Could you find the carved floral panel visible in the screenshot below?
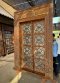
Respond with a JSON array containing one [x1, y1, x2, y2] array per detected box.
[[34, 47, 45, 59], [34, 21, 45, 33], [23, 46, 32, 57], [23, 56, 33, 69], [34, 58, 45, 71], [22, 23, 32, 34], [34, 35, 45, 46], [23, 35, 32, 45]]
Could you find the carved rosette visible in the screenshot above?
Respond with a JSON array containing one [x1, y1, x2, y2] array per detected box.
[[22, 23, 32, 34], [23, 35, 32, 45], [34, 21, 45, 33], [34, 35, 45, 46]]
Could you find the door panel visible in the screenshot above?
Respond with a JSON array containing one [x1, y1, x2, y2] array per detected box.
[[34, 47, 45, 59], [22, 23, 32, 34], [21, 23, 33, 70], [33, 20, 46, 74], [34, 58, 45, 73], [34, 35, 45, 46], [34, 20, 45, 33]]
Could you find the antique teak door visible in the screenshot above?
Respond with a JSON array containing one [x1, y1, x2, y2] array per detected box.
[[21, 20, 47, 73], [14, 3, 53, 80]]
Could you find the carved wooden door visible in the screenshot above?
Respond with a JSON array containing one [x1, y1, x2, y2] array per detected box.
[[20, 16, 52, 77], [14, 3, 53, 79], [21, 22, 33, 70], [33, 20, 45, 74]]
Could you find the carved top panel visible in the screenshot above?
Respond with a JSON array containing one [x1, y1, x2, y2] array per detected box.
[[14, 3, 52, 21]]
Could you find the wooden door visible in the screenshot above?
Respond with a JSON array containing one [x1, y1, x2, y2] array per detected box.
[[20, 16, 50, 75], [33, 20, 46, 74], [14, 3, 53, 79], [21, 22, 33, 70]]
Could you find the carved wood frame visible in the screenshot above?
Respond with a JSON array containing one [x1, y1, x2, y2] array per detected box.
[[14, 3, 53, 82]]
